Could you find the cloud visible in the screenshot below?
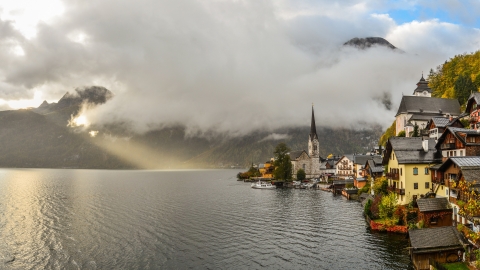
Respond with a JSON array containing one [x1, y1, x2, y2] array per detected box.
[[0, 0, 479, 137], [258, 133, 292, 142]]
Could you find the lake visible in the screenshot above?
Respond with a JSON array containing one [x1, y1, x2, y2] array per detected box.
[[0, 169, 413, 269]]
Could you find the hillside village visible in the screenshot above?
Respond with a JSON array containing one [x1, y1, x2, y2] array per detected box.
[[243, 75, 480, 270]]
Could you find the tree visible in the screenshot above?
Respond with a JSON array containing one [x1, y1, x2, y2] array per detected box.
[[379, 192, 398, 220], [397, 130, 406, 137], [373, 177, 388, 196], [412, 123, 419, 137], [273, 143, 292, 181], [297, 168, 306, 181], [455, 74, 476, 105]]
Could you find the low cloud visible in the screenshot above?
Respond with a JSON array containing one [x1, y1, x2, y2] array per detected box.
[[258, 133, 292, 142], [1, 0, 479, 137]]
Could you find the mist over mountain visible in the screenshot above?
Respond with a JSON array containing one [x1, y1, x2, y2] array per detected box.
[[0, 86, 381, 169]]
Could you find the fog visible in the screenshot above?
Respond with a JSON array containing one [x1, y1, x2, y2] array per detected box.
[[1, 0, 479, 137]]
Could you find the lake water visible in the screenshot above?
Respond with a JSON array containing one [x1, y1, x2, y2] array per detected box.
[[0, 169, 413, 269]]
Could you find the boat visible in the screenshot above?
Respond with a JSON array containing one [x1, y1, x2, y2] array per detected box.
[[251, 181, 276, 189]]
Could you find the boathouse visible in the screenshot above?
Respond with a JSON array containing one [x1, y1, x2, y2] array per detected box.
[[409, 226, 469, 270]]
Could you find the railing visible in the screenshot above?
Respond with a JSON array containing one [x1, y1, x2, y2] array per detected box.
[[387, 186, 405, 195], [386, 172, 399, 180], [440, 143, 455, 150]]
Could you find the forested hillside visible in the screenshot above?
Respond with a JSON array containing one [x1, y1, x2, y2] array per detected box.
[[429, 50, 480, 105]]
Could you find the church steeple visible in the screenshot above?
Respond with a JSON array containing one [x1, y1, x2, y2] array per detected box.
[[308, 105, 319, 158], [310, 105, 318, 141]]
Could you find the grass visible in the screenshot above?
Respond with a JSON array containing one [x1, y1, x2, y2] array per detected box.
[[441, 262, 470, 270]]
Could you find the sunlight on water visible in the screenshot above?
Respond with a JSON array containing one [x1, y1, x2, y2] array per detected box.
[[0, 169, 413, 269]]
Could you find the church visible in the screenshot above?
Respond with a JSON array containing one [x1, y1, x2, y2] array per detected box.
[[289, 107, 322, 179]]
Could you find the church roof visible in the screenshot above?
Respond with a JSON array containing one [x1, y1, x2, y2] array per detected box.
[[395, 96, 460, 117], [310, 106, 318, 141], [413, 75, 432, 95]]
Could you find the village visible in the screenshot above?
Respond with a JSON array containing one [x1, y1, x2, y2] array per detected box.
[[238, 75, 480, 270]]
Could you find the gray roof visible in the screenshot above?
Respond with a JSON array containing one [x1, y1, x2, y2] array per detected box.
[[289, 150, 307, 160], [417, 197, 451, 212], [409, 226, 469, 253], [436, 127, 480, 149], [383, 137, 442, 165], [395, 96, 460, 117], [430, 117, 451, 127], [466, 92, 480, 113], [367, 159, 384, 173], [461, 169, 480, 183], [354, 155, 381, 165], [413, 75, 432, 95], [450, 156, 480, 168]]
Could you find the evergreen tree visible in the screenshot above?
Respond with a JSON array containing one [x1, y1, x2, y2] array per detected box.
[[273, 143, 292, 181], [455, 74, 476, 105], [412, 124, 419, 137], [297, 168, 306, 181]]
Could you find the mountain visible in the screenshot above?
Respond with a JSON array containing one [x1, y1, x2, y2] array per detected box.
[[344, 37, 399, 50], [0, 87, 382, 169]]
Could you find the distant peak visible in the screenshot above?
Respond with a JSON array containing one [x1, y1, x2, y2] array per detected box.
[[38, 100, 49, 108], [343, 37, 399, 50]]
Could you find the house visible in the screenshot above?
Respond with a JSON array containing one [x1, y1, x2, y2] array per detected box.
[[290, 106, 322, 179], [436, 156, 480, 229], [364, 158, 384, 180], [258, 160, 274, 178], [416, 197, 452, 228], [335, 155, 354, 178], [409, 226, 469, 270], [383, 137, 442, 205], [436, 127, 480, 162], [319, 156, 339, 181], [425, 116, 463, 141], [353, 155, 381, 179], [465, 92, 480, 129], [395, 75, 460, 136]]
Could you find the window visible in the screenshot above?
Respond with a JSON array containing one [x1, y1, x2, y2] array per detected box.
[[424, 168, 429, 175], [425, 182, 429, 189], [414, 183, 418, 189], [400, 168, 402, 176], [413, 167, 418, 175]]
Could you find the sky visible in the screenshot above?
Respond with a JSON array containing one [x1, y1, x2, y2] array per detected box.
[[0, 0, 479, 137]]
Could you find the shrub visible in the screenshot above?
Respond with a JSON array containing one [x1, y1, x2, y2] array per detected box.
[[364, 199, 372, 218]]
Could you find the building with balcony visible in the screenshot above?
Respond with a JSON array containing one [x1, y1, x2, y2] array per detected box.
[[335, 155, 354, 178], [382, 137, 442, 205], [435, 127, 480, 162]]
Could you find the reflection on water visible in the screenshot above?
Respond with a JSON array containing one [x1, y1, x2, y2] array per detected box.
[[0, 169, 413, 269]]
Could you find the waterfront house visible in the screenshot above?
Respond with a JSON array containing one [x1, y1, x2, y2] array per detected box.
[[259, 159, 274, 178], [331, 179, 354, 195], [319, 156, 339, 181], [416, 197, 452, 228], [335, 155, 354, 179], [383, 137, 442, 205], [409, 226, 469, 270]]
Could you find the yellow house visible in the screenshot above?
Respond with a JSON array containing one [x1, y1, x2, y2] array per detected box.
[[259, 159, 274, 178], [383, 137, 442, 205]]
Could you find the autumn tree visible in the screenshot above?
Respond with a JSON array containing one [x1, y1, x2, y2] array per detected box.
[[273, 143, 292, 181], [454, 74, 476, 105], [379, 192, 398, 220]]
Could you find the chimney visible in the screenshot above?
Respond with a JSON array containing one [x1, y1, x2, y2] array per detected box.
[[422, 138, 429, 152]]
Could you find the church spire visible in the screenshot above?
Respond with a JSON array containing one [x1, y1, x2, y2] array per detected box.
[[310, 105, 318, 141]]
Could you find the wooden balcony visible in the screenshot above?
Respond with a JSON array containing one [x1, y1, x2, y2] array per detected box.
[[388, 185, 405, 195], [431, 176, 444, 185], [440, 143, 455, 150], [386, 172, 399, 180]]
